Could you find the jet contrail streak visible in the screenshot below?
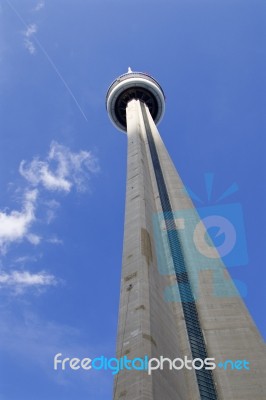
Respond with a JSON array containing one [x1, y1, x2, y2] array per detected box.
[[5, 0, 88, 122]]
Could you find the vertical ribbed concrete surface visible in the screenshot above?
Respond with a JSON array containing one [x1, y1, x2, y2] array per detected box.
[[113, 99, 266, 400]]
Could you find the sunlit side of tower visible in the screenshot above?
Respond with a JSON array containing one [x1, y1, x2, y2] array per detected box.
[[106, 69, 266, 400]]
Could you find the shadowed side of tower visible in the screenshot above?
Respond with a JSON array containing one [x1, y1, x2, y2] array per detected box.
[[106, 70, 266, 400]]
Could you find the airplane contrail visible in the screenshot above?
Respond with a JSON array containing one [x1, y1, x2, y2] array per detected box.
[[5, 0, 88, 122]]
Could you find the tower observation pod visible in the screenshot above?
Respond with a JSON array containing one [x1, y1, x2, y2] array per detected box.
[[106, 68, 165, 132], [106, 70, 266, 400]]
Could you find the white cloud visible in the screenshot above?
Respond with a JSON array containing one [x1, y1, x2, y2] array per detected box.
[[46, 209, 56, 224], [34, 1, 45, 12], [0, 270, 57, 288], [27, 233, 41, 245], [24, 38, 36, 54], [0, 190, 37, 253], [0, 270, 57, 295], [20, 141, 99, 192], [24, 23, 37, 38], [47, 236, 63, 245], [23, 23, 37, 54], [43, 199, 60, 224], [14, 255, 38, 264], [0, 142, 98, 255]]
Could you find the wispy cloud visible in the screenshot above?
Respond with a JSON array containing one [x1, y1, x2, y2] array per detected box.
[[23, 38, 36, 54], [47, 236, 63, 245], [14, 255, 38, 264], [27, 233, 41, 245], [0, 270, 57, 290], [23, 23, 37, 54], [0, 190, 37, 253], [43, 199, 60, 224], [20, 141, 99, 193], [34, 1, 45, 12], [24, 23, 37, 37], [0, 141, 98, 257]]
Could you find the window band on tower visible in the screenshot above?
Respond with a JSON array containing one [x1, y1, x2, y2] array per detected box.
[[140, 101, 218, 400]]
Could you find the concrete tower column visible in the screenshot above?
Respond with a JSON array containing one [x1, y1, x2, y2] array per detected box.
[[106, 70, 266, 400]]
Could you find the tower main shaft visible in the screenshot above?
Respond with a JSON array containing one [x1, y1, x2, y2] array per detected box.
[[106, 70, 266, 400]]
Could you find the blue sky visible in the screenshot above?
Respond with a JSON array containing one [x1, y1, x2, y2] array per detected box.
[[0, 0, 265, 399]]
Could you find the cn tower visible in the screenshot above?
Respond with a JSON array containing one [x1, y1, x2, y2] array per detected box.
[[106, 69, 266, 400]]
